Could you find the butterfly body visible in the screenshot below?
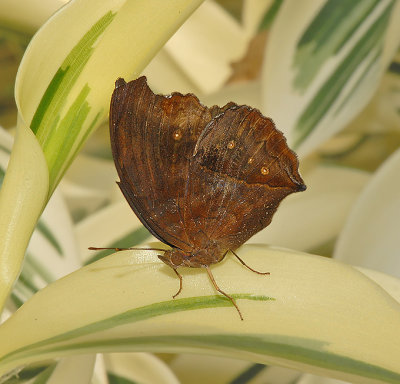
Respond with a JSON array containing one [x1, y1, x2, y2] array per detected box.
[[159, 241, 225, 269]]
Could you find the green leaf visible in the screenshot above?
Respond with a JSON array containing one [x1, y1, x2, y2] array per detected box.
[[293, 0, 382, 91], [294, 1, 393, 147]]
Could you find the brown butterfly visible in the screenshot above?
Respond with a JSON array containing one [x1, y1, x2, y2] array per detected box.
[[91, 76, 306, 320]]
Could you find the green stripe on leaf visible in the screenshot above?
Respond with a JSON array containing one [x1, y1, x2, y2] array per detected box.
[[0, 295, 274, 365], [45, 84, 91, 188], [293, 2, 393, 148], [293, 0, 382, 91], [258, 0, 283, 31], [28, 11, 116, 192], [31, 11, 115, 138], [333, 48, 381, 115], [11, 333, 400, 384], [126, 334, 400, 383]]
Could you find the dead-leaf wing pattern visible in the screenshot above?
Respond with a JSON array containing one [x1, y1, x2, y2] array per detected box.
[[184, 106, 306, 251], [110, 77, 213, 250]]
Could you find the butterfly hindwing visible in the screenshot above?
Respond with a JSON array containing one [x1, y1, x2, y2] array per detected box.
[[184, 105, 305, 251]]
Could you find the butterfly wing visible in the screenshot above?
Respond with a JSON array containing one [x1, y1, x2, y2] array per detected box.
[[184, 105, 306, 251], [110, 77, 214, 251]]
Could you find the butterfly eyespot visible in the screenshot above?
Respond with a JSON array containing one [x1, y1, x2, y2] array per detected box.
[[248, 157, 254, 164], [261, 166, 269, 175], [173, 130, 182, 141], [227, 140, 235, 149]]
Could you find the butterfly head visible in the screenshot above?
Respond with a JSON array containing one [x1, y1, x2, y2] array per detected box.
[[158, 248, 191, 269]]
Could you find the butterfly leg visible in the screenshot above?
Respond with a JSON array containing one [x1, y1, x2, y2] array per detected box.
[[230, 250, 270, 275], [205, 266, 243, 321], [172, 268, 183, 299]]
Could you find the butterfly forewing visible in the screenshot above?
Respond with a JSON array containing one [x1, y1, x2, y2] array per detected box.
[[110, 77, 213, 251]]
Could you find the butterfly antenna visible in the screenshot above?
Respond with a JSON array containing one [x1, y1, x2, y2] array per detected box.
[[88, 246, 167, 252], [205, 266, 243, 321], [230, 249, 270, 275]]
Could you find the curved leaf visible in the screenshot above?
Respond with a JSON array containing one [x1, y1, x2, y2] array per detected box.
[[0, 117, 49, 312], [262, 0, 400, 156], [334, 148, 400, 277], [0, 0, 204, 312], [0, 245, 399, 383], [0, 128, 80, 310]]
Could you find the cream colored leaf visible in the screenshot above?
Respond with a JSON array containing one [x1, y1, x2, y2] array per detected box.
[[262, 0, 400, 156], [0, 0, 204, 312], [104, 352, 179, 384], [162, 0, 249, 94], [0, 117, 48, 311], [0, 245, 399, 383], [334, 148, 400, 277]]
